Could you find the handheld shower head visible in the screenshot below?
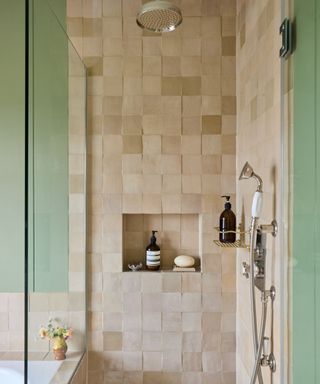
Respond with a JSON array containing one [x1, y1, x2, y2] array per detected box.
[[239, 162, 263, 218], [239, 162, 263, 192]]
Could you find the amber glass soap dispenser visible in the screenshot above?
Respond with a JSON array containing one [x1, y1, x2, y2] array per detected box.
[[146, 230, 161, 270], [219, 196, 236, 243]]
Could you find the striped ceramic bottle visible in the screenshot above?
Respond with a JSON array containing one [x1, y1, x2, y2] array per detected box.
[[146, 230, 160, 271]]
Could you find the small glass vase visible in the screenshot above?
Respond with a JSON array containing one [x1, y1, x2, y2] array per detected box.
[[52, 336, 68, 360]]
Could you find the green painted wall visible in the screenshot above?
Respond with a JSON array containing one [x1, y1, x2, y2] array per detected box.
[[0, 0, 25, 292], [293, 0, 320, 381]]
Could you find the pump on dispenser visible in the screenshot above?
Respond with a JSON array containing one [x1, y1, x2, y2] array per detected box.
[[219, 196, 236, 243], [146, 230, 161, 270]]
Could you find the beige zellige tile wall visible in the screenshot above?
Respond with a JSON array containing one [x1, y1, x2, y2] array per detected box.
[[67, 0, 237, 382], [236, 0, 282, 383]]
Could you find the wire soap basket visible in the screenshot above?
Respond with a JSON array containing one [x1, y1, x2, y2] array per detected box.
[[213, 223, 250, 249]]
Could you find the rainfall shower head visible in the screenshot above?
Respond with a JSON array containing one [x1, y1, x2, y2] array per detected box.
[[136, 0, 183, 33], [239, 162, 263, 192]]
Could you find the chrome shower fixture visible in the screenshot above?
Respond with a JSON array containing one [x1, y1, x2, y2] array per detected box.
[[136, 0, 183, 33], [239, 161, 263, 192], [239, 161, 277, 383]]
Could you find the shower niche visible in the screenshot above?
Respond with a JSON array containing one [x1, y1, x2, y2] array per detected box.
[[122, 213, 201, 272]]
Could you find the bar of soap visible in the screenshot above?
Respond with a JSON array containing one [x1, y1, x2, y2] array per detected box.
[[174, 255, 195, 268]]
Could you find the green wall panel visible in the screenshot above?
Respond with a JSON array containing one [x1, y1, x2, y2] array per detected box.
[[0, 0, 69, 292], [293, 0, 320, 381], [0, 0, 25, 292], [32, 0, 69, 292]]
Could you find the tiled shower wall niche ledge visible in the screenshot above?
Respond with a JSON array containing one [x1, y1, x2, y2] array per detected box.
[[123, 214, 201, 272]]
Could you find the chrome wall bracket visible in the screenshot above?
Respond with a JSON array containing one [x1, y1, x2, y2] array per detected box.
[[259, 220, 278, 237], [268, 352, 277, 372], [261, 336, 276, 372]]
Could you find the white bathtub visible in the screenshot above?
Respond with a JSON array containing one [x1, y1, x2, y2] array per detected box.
[[0, 361, 62, 384]]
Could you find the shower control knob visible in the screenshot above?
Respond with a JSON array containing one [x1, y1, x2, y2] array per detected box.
[[241, 262, 250, 278]]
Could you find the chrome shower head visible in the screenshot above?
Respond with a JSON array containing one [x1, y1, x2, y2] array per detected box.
[[239, 162, 263, 192], [136, 0, 183, 33]]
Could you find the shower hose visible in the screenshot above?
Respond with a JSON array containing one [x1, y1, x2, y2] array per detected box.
[[249, 217, 264, 384]]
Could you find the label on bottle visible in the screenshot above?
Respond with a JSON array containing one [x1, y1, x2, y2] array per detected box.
[[146, 250, 160, 267]]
